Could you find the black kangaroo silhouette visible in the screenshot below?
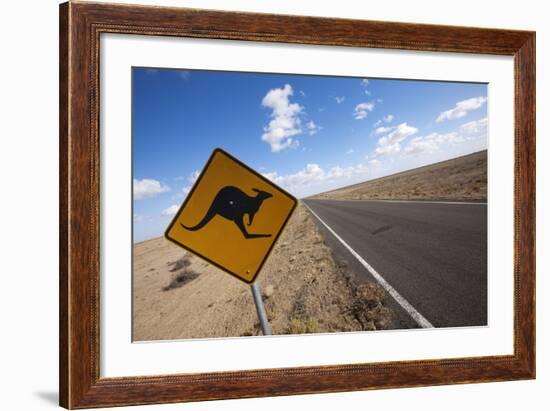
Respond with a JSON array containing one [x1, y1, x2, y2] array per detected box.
[[181, 186, 273, 239]]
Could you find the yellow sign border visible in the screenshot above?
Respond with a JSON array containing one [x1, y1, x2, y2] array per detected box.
[[164, 148, 297, 284]]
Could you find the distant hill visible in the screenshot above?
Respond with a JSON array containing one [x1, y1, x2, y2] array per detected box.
[[309, 150, 487, 202]]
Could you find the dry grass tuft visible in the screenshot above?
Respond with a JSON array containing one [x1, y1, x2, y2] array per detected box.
[[163, 268, 199, 291], [348, 283, 393, 330], [168, 256, 192, 272], [286, 317, 320, 334]]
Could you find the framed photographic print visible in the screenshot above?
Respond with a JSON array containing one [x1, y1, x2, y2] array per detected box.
[[59, 1, 535, 409]]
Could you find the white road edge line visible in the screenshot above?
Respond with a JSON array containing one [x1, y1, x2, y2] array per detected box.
[[303, 202, 434, 329]]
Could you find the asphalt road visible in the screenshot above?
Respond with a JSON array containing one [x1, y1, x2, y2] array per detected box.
[[303, 199, 487, 328]]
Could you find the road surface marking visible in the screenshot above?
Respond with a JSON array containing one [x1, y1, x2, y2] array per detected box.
[[311, 199, 486, 206], [303, 202, 434, 329]]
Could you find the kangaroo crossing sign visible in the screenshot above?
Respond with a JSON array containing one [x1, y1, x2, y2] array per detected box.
[[165, 148, 297, 283]]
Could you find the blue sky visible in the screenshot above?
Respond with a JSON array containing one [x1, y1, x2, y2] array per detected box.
[[133, 67, 488, 242]]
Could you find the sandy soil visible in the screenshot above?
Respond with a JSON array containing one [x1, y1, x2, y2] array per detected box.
[[133, 204, 392, 341], [311, 150, 487, 201]]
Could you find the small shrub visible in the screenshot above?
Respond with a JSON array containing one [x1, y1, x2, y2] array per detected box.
[[168, 256, 192, 272], [349, 283, 391, 330], [162, 269, 199, 291]]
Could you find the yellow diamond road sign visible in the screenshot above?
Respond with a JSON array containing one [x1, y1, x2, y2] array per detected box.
[[165, 148, 297, 284]]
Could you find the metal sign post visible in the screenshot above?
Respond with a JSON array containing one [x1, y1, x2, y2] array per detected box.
[[250, 283, 271, 335]]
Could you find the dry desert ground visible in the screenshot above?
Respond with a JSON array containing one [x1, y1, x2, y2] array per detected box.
[[133, 204, 392, 341]]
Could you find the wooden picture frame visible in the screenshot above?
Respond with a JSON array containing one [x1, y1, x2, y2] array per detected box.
[[59, 1, 535, 408]]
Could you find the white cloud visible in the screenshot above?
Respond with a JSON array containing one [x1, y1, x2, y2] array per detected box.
[[346, 149, 354, 155], [179, 70, 190, 80], [261, 84, 303, 152], [361, 79, 371, 95], [306, 120, 321, 135], [375, 125, 394, 134], [373, 114, 393, 128], [176, 169, 201, 184], [374, 122, 418, 155], [161, 205, 179, 216], [436, 96, 487, 122], [327, 165, 356, 180], [280, 163, 324, 186], [172, 172, 197, 200], [133, 213, 143, 222], [403, 132, 465, 156], [262, 161, 380, 197], [460, 117, 488, 134], [368, 159, 381, 167], [299, 90, 306, 97], [133, 178, 170, 200], [335, 96, 345, 104], [354, 102, 375, 120], [261, 171, 280, 183], [262, 164, 322, 188]]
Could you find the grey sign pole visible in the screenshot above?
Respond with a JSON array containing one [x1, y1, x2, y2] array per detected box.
[[250, 283, 271, 335]]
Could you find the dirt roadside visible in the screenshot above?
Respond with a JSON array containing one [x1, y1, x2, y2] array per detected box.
[[133, 204, 393, 341]]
